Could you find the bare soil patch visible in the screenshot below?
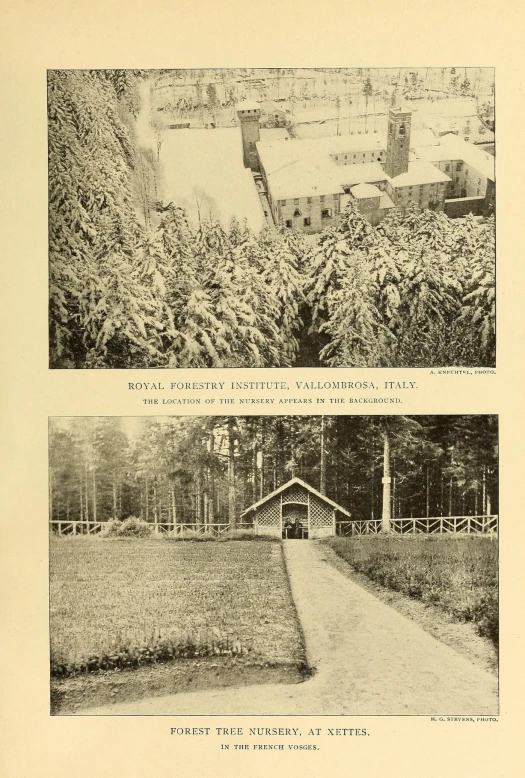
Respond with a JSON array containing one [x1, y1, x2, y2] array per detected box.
[[51, 657, 305, 715]]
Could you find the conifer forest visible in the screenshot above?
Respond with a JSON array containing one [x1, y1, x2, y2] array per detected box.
[[48, 70, 495, 369], [49, 415, 498, 527]]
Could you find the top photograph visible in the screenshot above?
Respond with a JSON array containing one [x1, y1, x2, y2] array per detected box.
[[48, 68, 495, 369]]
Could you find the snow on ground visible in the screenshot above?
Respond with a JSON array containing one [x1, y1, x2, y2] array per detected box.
[[294, 97, 492, 143], [159, 128, 265, 232]]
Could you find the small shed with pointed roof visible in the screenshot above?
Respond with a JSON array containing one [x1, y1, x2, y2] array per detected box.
[[241, 477, 351, 539]]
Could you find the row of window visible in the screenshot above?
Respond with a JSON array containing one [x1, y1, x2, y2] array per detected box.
[[333, 151, 384, 162], [284, 209, 333, 228], [280, 194, 339, 207], [394, 183, 444, 200], [444, 162, 463, 173]]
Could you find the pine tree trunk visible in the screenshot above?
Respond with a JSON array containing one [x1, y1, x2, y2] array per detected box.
[[392, 463, 396, 520], [84, 463, 89, 526], [92, 468, 97, 524], [204, 491, 209, 527], [334, 425, 339, 503], [171, 482, 177, 528], [260, 418, 265, 500], [320, 416, 327, 495], [370, 457, 374, 520], [196, 471, 202, 527], [426, 462, 430, 517], [209, 430, 215, 525], [381, 428, 392, 533], [153, 478, 158, 534], [113, 477, 118, 517], [290, 418, 296, 479], [252, 437, 258, 504], [277, 418, 284, 486], [228, 418, 236, 530]]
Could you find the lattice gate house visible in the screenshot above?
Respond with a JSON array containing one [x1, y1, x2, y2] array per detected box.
[[241, 477, 351, 539]]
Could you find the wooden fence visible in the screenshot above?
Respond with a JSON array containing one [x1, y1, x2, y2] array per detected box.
[[50, 515, 499, 538], [50, 520, 104, 535], [336, 515, 498, 537], [49, 520, 254, 537]]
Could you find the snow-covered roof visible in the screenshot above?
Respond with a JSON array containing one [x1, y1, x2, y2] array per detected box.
[[351, 183, 382, 199], [257, 126, 461, 200], [379, 191, 396, 209], [236, 100, 260, 112], [257, 136, 386, 200], [260, 128, 290, 143], [266, 156, 343, 200], [259, 100, 289, 114], [257, 133, 385, 167], [256, 140, 302, 177], [413, 144, 457, 164], [414, 133, 495, 182], [318, 133, 385, 155], [241, 476, 351, 518], [338, 162, 388, 187], [410, 128, 439, 147], [389, 160, 451, 188]]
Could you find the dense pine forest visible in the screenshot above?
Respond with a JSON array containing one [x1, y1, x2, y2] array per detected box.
[[49, 70, 495, 369], [49, 415, 498, 526]]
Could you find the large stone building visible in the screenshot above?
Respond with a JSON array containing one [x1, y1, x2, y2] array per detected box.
[[236, 97, 495, 231]]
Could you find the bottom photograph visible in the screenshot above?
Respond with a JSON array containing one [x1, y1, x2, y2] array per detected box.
[[49, 415, 499, 716]]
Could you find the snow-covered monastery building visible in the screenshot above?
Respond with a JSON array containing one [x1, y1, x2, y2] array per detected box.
[[236, 96, 495, 232]]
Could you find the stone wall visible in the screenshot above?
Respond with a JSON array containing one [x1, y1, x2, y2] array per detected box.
[[276, 193, 342, 233], [387, 181, 447, 212], [444, 196, 486, 218]]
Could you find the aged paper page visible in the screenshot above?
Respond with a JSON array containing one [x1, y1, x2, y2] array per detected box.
[[1, 1, 524, 776]]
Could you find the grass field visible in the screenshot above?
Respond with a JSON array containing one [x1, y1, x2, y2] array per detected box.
[[324, 536, 498, 646], [50, 537, 305, 678]]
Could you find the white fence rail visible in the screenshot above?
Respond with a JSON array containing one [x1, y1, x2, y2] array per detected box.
[[336, 515, 498, 537], [50, 516, 499, 538], [49, 520, 255, 537], [49, 520, 104, 535]]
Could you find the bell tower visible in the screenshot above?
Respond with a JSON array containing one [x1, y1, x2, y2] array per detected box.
[[385, 94, 411, 179], [236, 101, 261, 172]]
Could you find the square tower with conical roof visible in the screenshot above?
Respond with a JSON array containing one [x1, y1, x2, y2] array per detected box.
[[385, 106, 411, 179], [236, 101, 261, 171]]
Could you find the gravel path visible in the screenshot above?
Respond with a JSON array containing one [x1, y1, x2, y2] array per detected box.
[[84, 540, 498, 716]]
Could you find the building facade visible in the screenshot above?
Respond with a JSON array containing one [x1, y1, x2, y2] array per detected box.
[[237, 99, 495, 232], [241, 477, 351, 539]]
